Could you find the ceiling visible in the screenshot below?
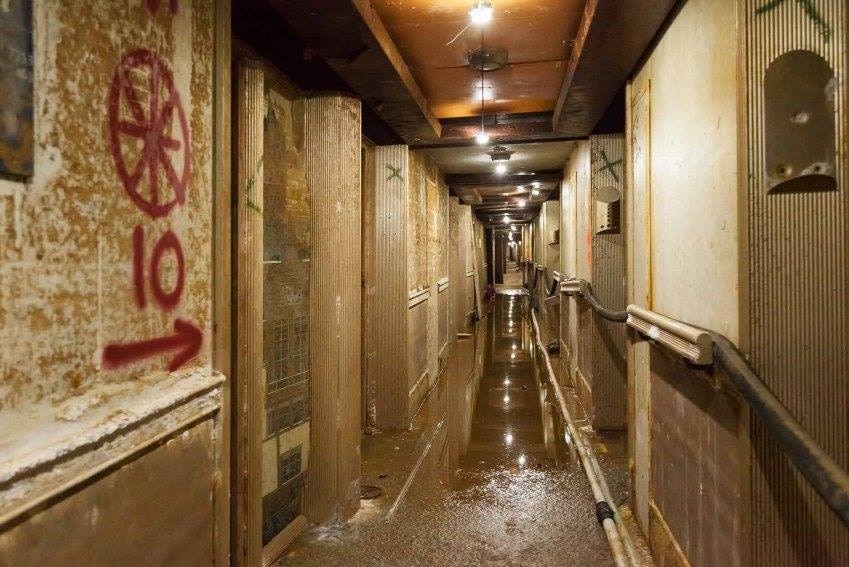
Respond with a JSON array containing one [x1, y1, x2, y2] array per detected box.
[[423, 140, 574, 174], [257, 0, 677, 227], [370, 0, 585, 119]]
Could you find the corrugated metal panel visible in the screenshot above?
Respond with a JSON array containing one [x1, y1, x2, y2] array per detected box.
[[590, 134, 626, 430], [458, 205, 476, 322], [373, 145, 409, 429], [744, 1, 849, 563], [303, 95, 362, 523], [448, 197, 461, 338], [235, 61, 264, 565]]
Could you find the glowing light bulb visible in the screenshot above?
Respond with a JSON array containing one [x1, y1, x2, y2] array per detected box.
[[517, 199, 526, 208], [503, 395, 511, 403], [505, 433, 514, 445], [469, 1, 493, 25], [495, 163, 507, 175], [475, 131, 490, 145]]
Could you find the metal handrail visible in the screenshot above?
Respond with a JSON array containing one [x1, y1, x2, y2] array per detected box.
[[562, 278, 849, 528]]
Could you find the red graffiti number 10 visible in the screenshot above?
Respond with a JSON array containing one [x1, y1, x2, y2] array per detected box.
[[133, 225, 185, 311]]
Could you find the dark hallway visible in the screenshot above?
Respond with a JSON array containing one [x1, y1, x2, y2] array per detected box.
[[2, 1, 848, 565]]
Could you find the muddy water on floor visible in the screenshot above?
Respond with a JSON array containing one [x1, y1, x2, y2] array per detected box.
[[282, 294, 614, 566]]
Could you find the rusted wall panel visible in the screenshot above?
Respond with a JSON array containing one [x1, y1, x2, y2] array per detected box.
[[303, 95, 361, 523], [372, 145, 408, 429], [0, 0, 214, 410], [650, 351, 746, 566], [744, 0, 849, 563], [589, 134, 626, 430], [0, 1, 223, 562], [0, 418, 216, 566]]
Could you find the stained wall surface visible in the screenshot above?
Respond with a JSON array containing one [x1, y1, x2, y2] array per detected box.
[[0, 1, 224, 563], [627, 0, 745, 563]]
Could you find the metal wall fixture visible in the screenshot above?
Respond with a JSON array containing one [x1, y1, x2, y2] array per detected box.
[[625, 305, 714, 365], [764, 49, 837, 194]]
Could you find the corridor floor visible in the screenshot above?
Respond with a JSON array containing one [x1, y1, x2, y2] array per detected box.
[[283, 294, 616, 566]]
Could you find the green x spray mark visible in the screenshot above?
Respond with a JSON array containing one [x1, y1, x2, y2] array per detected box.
[[386, 164, 404, 182], [756, 0, 831, 41], [596, 150, 623, 183]]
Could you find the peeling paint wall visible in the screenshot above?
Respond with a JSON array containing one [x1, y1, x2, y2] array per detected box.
[[1, 0, 214, 408], [0, 1, 222, 562]]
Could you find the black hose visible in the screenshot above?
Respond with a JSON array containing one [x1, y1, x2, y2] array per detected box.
[[571, 277, 849, 529], [711, 333, 849, 528], [579, 281, 628, 322]]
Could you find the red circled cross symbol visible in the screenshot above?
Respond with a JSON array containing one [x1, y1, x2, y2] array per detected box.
[[107, 48, 191, 218]]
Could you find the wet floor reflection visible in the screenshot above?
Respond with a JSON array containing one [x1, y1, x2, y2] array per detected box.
[[283, 293, 614, 566]]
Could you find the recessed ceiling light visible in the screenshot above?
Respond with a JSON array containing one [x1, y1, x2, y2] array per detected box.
[[495, 163, 507, 175], [475, 131, 490, 145], [469, 1, 493, 25]]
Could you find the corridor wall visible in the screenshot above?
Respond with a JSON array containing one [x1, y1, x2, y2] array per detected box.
[[533, 201, 560, 339], [626, 0, 744, 563], [0, 1, 228, 563], [367, 146, 451, 430]]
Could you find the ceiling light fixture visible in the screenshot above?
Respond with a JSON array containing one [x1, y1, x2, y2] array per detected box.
[[495, 163, 507, 175], [470, 1, 493, 25]]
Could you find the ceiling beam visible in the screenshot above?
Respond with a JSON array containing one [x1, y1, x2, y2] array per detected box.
[[414, 112, 580, 148], [233, 0, 402, 145], [446, 170, 562, 187], [269, 0, 442, 144], [552, 0, 678, 136]]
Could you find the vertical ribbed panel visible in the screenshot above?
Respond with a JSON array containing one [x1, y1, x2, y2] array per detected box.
[[589, 134, 626, 430], [744, 1, 849, 563], [361, 143, 376, 429], [472, 219, 486, 317], [438, 185, 449, 358], [458, 205, 475, 321], [235, 61, 264, 565], [303, 95, 361, 523], [448, 197, 461, 338], [373, 145, 409, 429], [425, 177, 440, 384]]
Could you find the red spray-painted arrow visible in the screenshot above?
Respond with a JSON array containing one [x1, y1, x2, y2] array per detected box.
[[102, 319, 202, 372]]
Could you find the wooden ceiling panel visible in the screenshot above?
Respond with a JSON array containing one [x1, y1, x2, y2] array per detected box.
[[371, 0, 586, 119]]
